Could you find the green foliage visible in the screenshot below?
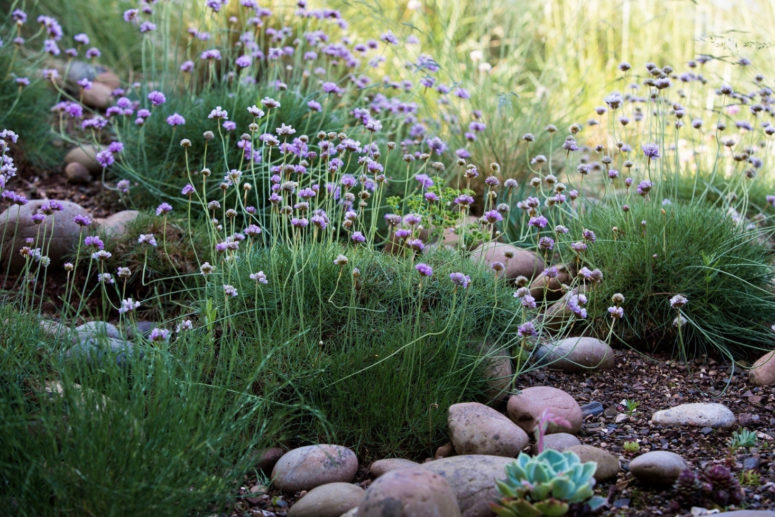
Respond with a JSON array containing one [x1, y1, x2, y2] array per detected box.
[[201, 242, 522, 459], [0, 304, 280, 516], [491, 450, 606, 517], [579, 199, 775, 360], [728, 428, 758, 450], [622, 441, 640, 453]]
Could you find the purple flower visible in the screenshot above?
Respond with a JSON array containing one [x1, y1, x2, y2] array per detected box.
[[528, 216, 548, 229], [424, 192, 439, 202], [454, 88, 471, 99], [108, 141, 124, 154], [73, 33, 89, 45], [180, 60, 194, 72], [96, 150, 114, 168], [454, 194, 474, 206], [538, 237, 554, 251], [200, 49, 222, 60], [351, 231, 366, 243], [407, 238, 425, 252], [414, 173, 434, 189], [415, 263, 433, 277], [517, 321, 536, 338], [669, 294, 688, 308], [250, 271, 268, 284], [449, 272, 471, 289], [73, 215, 92, 227], [484, 210, 503, 224], [636, 180, 652, 196], [149, 328, 171, 342], [166, 113, 186, 126], [582, 229, 596, 243], [181, 184, 195, 196], [119, 298, 141, 314], [235, 55, 252, 67], [84, 235, 104, 249], [147, 91, 166, 106], [642, 143, 660, 160], [307, 100, 321, 111], [608, 306, 624, 319], [156, 203, 172, 216], [138, 233, 158, 247]]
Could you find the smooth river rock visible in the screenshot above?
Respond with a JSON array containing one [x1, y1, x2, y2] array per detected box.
[[448, 402, 529, 457], [469, 242, 544, 280], [507, 386, 583, 434], [358, 467, 461, 517], [537, 336, 615, 372], [749, 350, 775, 386], [272, 444, 358, 492], [629, 450, 688, 487], [369, 458, 420, 478], [650, 402, 735, 428], [531, 432, 581, 454], [422, 455, 514, 517], [288, 482, 364, 517], [566, 445, 619, 481]]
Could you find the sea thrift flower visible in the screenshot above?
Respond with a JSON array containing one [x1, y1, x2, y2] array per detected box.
[[250, 271, 268, 284], [166, 113, 185, 126], [73, 214, 92, 226], [156, 203, 172, 216], [208, 106, 228, 119], [415, 263, 433, 277], [84, 235, 104, 249], [147, 91, 166, 106], [642, 143, 660, 160], [351, 231, 366, 243], [149, 328, 170, 342], [119, 298, 141, 314], [176, 320, 193, 333], [200, 262, 215, 276], [517, 321, 537, 338], [608, 306, 624, 319], [97, 272, 114, 283], [636, 180, 652, 196], [334, 254, 349, 266], [117, 179, 130, 193], [91, 250, 112, 260], [223, 284, 238, 297], [449, 272, 471, 289], [117, 267, 131, 278], [96, 150, 115, 168], [181, 184, 195, 196], [137, 233, 158, 247], [670, 294, 688, 308]]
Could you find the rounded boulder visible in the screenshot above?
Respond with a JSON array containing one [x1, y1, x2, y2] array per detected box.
[[448, 402, 529, 457], [469, 242, 544, 280], [507, 386, 582, 434], [358, 467, 460, 517], [272, 444, 358, 492]]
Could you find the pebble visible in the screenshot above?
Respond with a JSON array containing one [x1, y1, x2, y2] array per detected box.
[[358, 467, 460, 517], [469, 242, 544, 280], [288, 482, 364, 517], [64, 162, 91, 183], [271, 444, 358, 492], [650, 402, 736, 428], [369, 458, 420, 478], [742, 456, 760, 470], [566, 445, 619, 481], [581, 401, 604, 418], [714, 512, 775, 517], [629, 450, 688, 487], [531, 432, 580, 454], [749, 350, 775, 386], [64, 336, 137, 367], [64, 144, 103, 173], [422, 455, 514, 517], [447, 402, 529, 457], [98, 210, 140, 237], [536, 337, 615, 372], [506, 386, 583, 434]]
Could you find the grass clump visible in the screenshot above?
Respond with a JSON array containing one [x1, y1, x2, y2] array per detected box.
[[580, 199, 775, 360], [197, 242, 521, 459], [0, 304, 278, 516]]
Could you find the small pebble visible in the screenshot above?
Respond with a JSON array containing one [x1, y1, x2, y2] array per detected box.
[[581, 401, 604, 418]]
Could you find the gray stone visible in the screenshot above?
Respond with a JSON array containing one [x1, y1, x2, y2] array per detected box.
[[580, 401, 604, 418], [650, 403, 735, 429], [288, 482, 364, 517], [566, 445, 619, 481], [99, 210, 140, 237], [448, 402, 529, 457], [81, 81, 113, 110], [506, 386, 583, 434], [629, 451, 688, 487], [537, 337, 615, 372], [422, 455, 514, 517], [66, 61, 109, 84], [64, 144, 103, 173], [0, 200, 91, 272], [64, 162, 91, 183], [529, 264, 571, 301], [358, 467, 460, 517], [64, 336, 137, 367], [369, 458, 420, 478], [530, 433, 580, 454], [714, 512, 775, 517], [469, 242, 544, 280], [272, 444, 358, 492], [749, 350, 775, 386], [75, 321, 121, 341]]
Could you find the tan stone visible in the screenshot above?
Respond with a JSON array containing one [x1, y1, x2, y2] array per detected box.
[[81, 81, 113, 110], [64, 144, 102, 172], [506, 386, 582, 434], [448, 402, 529, 457], [566, 445, 619, 481], [369, 458, 420, 478], [359, 467, 460, 517], [272, 444, 358, 492], [288, 482, 364, 517], [749, 350, 775, 386], [469, 242, 544, 280]]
